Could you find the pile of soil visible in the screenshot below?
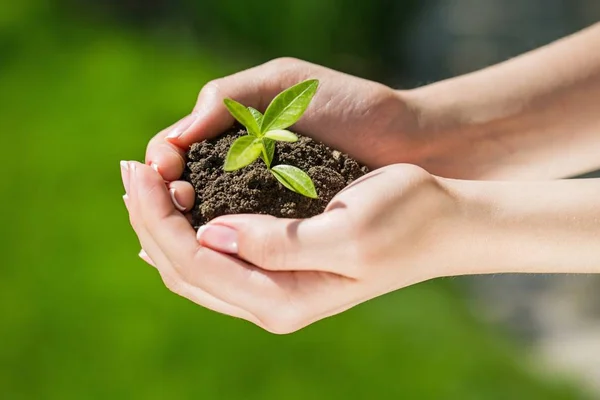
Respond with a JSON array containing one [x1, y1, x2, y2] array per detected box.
[[182, 126, 368, 228]]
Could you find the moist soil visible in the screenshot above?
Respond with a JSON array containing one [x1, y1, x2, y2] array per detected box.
[[183, 126, 368, 228]]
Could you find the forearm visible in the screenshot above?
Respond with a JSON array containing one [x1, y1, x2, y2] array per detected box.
[[445, 177, 600, 276], [406, 23, 600, 180]]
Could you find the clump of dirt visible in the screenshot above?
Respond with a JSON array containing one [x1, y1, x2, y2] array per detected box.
[[182, 126, 368, 228]]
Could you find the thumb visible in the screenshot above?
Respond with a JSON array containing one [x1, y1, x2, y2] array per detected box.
[[166, 59, 310, 147], [196, 213, 349, 274]]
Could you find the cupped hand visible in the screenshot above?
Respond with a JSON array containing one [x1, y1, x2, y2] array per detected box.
[[145, 58, 424, 187], [122, 161, 466, 334]]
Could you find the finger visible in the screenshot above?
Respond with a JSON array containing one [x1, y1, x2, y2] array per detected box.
[[166, 58, 317, 147], [130, 162, 374, 334], [129, 162, 285, 315], [125, 162, 258, 324], [145, 119, 190, 182], [120, 160, 131, 195], [197, 213, 357, 277], [139, 249, 156, 267], [168, 181, 195, 213]]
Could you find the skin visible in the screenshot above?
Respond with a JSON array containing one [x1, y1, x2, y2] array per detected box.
[[122, 23, 600, 334]]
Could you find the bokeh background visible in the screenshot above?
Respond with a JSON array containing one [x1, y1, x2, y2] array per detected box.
[[1, 1, 599, 398]]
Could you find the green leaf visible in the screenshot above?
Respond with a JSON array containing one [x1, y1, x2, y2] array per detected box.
[[264, 129, 298, 142], [261, 138, 275, 168], [223, 136, 263, 171], [261, 79, 319, 132], [223, 99, 261, 136], [270, 165, 318, 199], [248, 107, 264, 126]]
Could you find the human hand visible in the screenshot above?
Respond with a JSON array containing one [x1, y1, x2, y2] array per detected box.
[[122, 161, 467, 334], [144, 58, 423, 187]]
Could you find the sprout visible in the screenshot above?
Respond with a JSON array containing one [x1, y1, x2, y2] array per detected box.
[[222, 79, 319, 199]]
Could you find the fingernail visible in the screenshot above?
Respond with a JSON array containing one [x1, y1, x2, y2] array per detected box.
[[150, 162, 169, 184], [139, 249, 156, 267], [167, 114, 196, 140], [169, 188, 187, 212], [197, 224, 238, 254], [128, 162, 137, 195], [120, 161, 130, 194]]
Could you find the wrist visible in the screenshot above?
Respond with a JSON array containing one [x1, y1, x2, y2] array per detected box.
[[427, 176, 492, 278], [401, 84, 526, 180], [439, 177, 600, 276], [402, 52, 600, 181], [384, 87, 515, 178], [399, 86, 482, 178]]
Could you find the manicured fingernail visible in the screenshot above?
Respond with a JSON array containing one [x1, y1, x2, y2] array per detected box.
[[169, 188, 187, 212], [167, 114, 196, 140], [120, 161, 130, 194], [197, 224, 238, 254], [149, 162, 169, 184], [139, 249, 155, 267], [127, 162, 137, 196]]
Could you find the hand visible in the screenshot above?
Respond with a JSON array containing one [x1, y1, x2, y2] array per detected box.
[[122, 161, 465, 334], [144, 57, 424, 186]]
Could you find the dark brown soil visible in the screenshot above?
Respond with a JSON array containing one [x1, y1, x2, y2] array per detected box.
[[182, 126, 368, 228]]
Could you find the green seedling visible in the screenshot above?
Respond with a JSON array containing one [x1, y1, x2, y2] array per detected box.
[[222, 79, 319, 199]]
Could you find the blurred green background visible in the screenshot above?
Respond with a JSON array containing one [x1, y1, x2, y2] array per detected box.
[[0, 1, 592, 399]]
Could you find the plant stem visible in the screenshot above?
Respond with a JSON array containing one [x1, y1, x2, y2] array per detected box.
[[260, 144, 271, 168]]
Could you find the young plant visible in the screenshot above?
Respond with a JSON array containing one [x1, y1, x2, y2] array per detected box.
[[222, 79, 319, 199]]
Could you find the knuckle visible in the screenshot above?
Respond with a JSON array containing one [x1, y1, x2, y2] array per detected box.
[[390, 164, 431, 182], [268, 57, 301, 69], [199, 78, 223, 99], [266, 58, 310, 85], [250, 229, 287, 270]]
